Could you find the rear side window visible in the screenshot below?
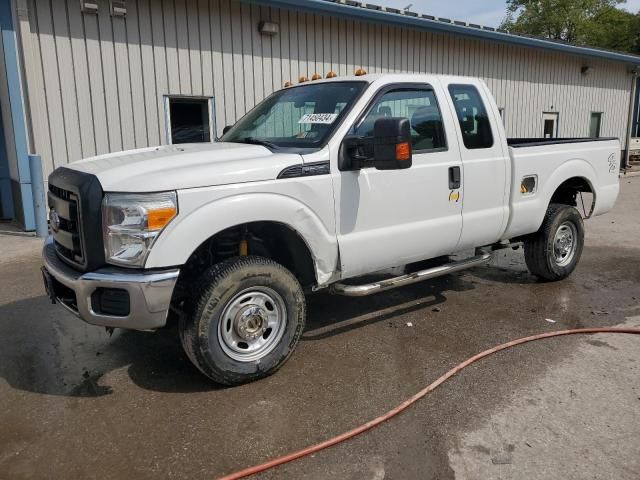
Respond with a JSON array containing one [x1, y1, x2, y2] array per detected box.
[[448, 84, 493, 149]]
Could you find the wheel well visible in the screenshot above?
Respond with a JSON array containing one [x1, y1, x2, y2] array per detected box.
[[174, 222, 317, 301], [550, 177, 594, 216]]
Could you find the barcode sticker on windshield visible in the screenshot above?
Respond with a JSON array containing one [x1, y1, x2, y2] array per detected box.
[[298, 113, 338, 124]]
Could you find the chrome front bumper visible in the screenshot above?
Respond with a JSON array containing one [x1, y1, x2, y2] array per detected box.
[[42, 236, 179, 330]]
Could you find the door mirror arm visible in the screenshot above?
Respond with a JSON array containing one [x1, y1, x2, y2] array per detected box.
[[340, 135, 372, 170]]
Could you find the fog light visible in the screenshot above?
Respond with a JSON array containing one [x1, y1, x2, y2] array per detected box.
[[91, 288, 130, 317]]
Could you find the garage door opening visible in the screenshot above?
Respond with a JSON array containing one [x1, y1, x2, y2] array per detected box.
[[166, 97, 213, 144]]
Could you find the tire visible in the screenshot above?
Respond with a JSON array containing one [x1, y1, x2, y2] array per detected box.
[[524, 203, 585, 281], [179, 256, 306, 385]]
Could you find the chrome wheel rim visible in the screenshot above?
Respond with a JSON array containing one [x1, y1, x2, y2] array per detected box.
[[553, 221, 578, 267], [218, 287, 287, 362]]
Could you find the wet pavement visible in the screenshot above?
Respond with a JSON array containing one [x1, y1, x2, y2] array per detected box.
[[1, 178, 639, 479]]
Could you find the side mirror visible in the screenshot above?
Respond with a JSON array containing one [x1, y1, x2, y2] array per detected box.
[[373, 117, 412, 170], [222, 125, 232, 135]]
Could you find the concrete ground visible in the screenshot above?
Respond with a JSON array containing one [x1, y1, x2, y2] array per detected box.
[[1, 178, 639, 480]]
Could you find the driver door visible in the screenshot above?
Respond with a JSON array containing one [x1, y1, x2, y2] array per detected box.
[[331, 84, 464, 279]]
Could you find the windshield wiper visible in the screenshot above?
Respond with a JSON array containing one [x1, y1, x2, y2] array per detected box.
[[235, 137, 278, 149]]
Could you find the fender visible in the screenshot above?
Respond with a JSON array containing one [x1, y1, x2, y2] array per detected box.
[[542, 158, 598, 213], [504, 158, 598, 239], [145, 192, 339, 286]]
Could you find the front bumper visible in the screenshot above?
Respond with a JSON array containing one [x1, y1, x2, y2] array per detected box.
[[42, 236, 179, 330]]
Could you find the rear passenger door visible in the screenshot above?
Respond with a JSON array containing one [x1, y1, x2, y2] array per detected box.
[[333, 84, 464, 278], [444, 82, 509, 249]]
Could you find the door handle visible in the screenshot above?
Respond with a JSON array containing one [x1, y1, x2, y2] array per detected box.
[[449, 166, 461, 189]]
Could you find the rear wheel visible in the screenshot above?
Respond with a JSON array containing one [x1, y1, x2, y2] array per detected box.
[[524, 203, 584, 281], [179, 256, 306, 385]]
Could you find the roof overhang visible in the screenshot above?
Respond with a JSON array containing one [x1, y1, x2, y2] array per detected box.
[[250, 0, 640, 67]]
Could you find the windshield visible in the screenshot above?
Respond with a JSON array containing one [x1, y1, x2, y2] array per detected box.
[[220, 81, 367, 149]]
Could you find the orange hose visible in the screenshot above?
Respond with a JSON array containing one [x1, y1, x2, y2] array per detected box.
[[217, 327, 640, 480]]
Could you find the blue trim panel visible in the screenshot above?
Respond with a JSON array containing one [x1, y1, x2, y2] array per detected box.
[[0, 92, 14, 218], [0, 0, 35, 229], [0, 177, 12, 218], [632, 77, 640, 138], [252, 0, 640, 66]]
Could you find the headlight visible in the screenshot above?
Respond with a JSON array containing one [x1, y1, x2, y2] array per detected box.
[[102, 192, 178, 267]]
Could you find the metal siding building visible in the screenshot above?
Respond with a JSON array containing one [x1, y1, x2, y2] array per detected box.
[[1, 0, 639, 230]]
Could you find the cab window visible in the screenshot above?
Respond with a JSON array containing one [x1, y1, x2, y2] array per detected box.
[[448, 84, 494, 149], [354, 88, 447, 152]]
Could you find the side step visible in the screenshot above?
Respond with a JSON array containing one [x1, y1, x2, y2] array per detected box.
[[330, 253, 493, 297]]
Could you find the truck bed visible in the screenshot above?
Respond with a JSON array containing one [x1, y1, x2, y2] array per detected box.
[[502, 137, 621, 240]]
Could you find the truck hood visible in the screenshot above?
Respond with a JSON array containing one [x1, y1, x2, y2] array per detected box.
[[67, 142, 303, 192]]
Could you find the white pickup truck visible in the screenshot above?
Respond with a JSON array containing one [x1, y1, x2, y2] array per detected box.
[[42, 73, 620, 384]]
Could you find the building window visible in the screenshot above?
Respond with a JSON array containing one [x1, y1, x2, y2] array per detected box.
[[590, 112, 602, 138], [166, 96, 213, 144], [447, 84, 493, 149], [543, 112, 559, 138]]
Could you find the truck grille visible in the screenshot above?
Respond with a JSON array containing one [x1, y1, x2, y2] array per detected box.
[[48, 184, 85, 267], [48, 167, 105, 272]]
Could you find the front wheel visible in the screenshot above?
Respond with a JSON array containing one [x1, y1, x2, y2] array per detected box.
[[524, 203, 585, 281], [179, 256, 306, 385]]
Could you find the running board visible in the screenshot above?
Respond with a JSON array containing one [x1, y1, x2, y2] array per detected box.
[[330, 253, 493, 297]]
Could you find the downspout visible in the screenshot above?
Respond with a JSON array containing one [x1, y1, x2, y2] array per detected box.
[[29, 153, 46, 237], [623, 68, 639, 171]]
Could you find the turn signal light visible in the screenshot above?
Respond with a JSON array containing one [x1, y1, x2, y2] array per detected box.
[[299, 75, 309, 83], [395, 142, 411, 161], [355, 68, 367, 76], [311, 73, 322, 80], [147, 206, 177, 230], [284, 81, 293, 88], [326, 71, 337, 78]]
